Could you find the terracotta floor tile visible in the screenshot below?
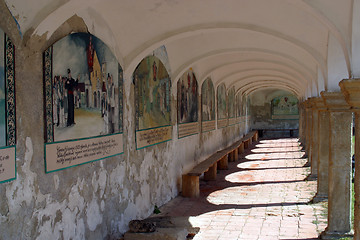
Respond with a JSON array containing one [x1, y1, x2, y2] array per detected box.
[[152, 138, 327, 240]]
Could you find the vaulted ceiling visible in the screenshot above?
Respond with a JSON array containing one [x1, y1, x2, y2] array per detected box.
[[5, 0, 358, 100]]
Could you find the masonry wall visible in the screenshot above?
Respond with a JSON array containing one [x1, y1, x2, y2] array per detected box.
[[249, 89, 299, 138], [0, 4, 251, 239]]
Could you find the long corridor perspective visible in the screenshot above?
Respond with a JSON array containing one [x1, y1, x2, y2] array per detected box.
[[154, 138, 328, 240]]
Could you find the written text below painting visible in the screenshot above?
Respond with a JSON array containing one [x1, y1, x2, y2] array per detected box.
[[201, 78, 215, 132], [135, 55, 171, 149], [177, 69, 199, 138], [44, 33, 124, 173], [0, 28, 16, 183], [271, 95, 299, 120]]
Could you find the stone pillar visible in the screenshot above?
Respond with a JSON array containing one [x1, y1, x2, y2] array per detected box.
[[320, 92, 353, 239], [313, 97, 329, 202], [299, 102, 306, 147], [340, 79, 360, 240], [304, 99, 313, 165], [309, 97, 321, 179]]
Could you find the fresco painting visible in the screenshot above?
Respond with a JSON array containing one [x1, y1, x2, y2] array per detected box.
[[0, 29, 5, 147], [134, 54, 171, 148], [47, 33, 123, 142], [177, 69, 198, 124], [201, 78, 215, 132], [177, 69, 199, 138], [0, 29, 16, 183], [217, 83, 228, 128], [272, 95, 298, 115], [236, 93, 242, 118], [242, 95, 247, 116], [43, 33, 124, 172], [217, 84, 227, 119], [201, 78, 215, 121], [227, 87, 235, 125]]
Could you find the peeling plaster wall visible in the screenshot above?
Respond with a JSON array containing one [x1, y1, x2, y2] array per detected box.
[[0, 4, 251, 240], [249, 89, 299, 137]]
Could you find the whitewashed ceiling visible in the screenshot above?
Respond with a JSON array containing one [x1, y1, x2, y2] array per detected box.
[[5, 0, 358, 99]]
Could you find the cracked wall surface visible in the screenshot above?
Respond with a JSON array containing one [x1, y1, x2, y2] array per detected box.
[[0, 3, 251, 239]]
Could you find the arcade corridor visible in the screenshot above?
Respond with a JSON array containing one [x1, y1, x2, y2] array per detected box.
[[154, 138, 328, 240]]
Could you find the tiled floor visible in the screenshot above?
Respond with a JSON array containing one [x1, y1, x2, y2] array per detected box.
[[154, 138, 328, 240]]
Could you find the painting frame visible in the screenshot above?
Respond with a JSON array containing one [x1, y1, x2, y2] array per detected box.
[[0, 30, 16, 183], [43, 32, 124, 173]]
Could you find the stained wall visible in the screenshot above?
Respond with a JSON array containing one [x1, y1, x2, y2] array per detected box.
[[0, 4, 251, 239]]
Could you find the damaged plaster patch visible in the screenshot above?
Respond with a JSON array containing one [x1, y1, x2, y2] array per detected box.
[[6, 137, 36, 214], [86, 196, 102, 231], [53, 175, 59, 190]]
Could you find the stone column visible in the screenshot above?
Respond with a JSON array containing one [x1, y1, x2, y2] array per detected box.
[[340, 79, 360, 240], [309, 97, 321, 179], [313, 97, 329, 202], [304, 99, 313, 163], [299, 102, 306, 147], [320, 92, 353, 239]]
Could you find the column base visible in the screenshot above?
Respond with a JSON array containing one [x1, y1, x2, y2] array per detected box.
[[305, 174, 317, 181], [311, 194, 328, 203], [303, 161, 310, 167], [320, 229, 353, 239]]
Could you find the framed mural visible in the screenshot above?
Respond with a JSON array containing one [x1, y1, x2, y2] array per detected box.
[[177, 68, 199, 138], [0, 28, 16, 183], [201, 78, 215, 132], [43, 33, 124, 173], [271, 95, 299, 119], [217, 83, 228, 128], [134, 54, 171, 149], [236, 93, 242, 124], [228, 87, 236, 126]]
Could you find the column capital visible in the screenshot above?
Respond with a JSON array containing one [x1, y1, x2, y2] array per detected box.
[[339, 78, 360, 109], [321, 91, 351, 111], [305, 97, 316, 108], [312, 97, 326, 110]]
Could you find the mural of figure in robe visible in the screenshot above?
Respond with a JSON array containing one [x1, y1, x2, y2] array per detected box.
[[217, 83, 227, 120], [47, 33, 123, 142], [135, 56, 171, 131], [201, 78, 215, 121], [177, 69, 198, 124], [228, 87, 235, 119]]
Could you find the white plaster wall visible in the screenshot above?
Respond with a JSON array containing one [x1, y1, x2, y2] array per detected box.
[[352, 0, 360, 78], [327, 33, 348, 91]]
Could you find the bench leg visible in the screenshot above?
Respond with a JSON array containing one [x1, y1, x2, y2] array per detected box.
[[234, 148, 239, 161], [182, 175, 199, 198], [239, 143, 244, 154], [228, 151, 234, 162], [218, 156, 228, 170], [204, 162, 217, 181], [244, 140, 249, 149]]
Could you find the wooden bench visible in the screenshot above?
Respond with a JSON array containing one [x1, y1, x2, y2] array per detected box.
[[182, 130, 258, 198]]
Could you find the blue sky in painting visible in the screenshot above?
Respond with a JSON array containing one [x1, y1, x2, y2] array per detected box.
[[53, 33, 119, 80]]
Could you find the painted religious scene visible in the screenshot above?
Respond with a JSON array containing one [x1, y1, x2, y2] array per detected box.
[[201, 78, 215, 132], [0, 28, 16, 183], [271, 95, 299, 119], [217, 83, 228, 128], [135, 55, 171, 149], [236, 93, 242, 123], [44, 33, 124, 173], [228, 87, 236, 125], [177, 69, 199, 138]]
